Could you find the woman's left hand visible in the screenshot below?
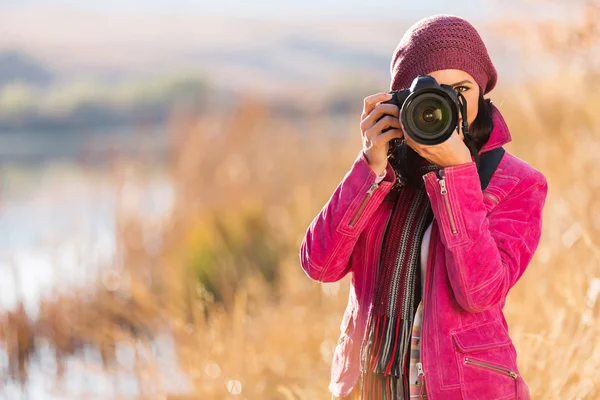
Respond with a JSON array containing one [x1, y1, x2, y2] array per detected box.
[[403, 128, 473, 168]]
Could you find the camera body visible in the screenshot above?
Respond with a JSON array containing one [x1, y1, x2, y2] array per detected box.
[[382, 75, 462, 146]]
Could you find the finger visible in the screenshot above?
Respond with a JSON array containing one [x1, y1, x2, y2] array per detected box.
[[371, 128, 404, 147], [360, 104, 400, 133], [362, 92, 392, 119], [364, 116, 402, 140]]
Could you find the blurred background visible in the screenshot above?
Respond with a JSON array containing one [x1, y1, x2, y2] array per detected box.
[[0, 0, 599, 399]]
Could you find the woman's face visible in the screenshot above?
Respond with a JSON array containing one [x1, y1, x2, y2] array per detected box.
[[427, 69, 480, 140]]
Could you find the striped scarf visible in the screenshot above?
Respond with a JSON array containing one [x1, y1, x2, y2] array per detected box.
[[359, 158, 438, 400]]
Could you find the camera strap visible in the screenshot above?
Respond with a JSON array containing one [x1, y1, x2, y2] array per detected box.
[[456, 91, 491, 182], [477, 146, 505, 191]]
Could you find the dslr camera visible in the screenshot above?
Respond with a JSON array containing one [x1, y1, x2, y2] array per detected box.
[[382, 75, 467, 147]]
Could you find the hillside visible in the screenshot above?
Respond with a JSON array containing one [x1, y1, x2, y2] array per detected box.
[[0, 50, 55, 87]]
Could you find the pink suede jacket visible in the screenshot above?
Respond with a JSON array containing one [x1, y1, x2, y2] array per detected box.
[[299, 107, 547, 400]]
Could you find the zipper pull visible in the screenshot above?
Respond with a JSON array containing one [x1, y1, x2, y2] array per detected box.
[[348, 182, 379, 227], [416, 362, 425, 376], [438, 176, 458, 234], [439, 178, 447, 195], [367, 182, 378, 195]]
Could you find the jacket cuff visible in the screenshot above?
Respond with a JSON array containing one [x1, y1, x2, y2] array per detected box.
[[423, 161, 484, 248]]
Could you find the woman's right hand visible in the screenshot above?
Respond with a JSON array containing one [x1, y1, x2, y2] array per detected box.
[[360, 92, 404, 175]]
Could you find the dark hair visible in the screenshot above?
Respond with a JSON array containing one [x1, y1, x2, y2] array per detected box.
[[389, 91, 494, 188]]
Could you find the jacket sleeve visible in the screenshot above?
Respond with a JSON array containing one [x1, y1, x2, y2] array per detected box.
[[423, 161, 548, 313], [299, 150, 396, 283]]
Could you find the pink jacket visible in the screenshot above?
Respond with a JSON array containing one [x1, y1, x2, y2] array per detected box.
[[299, 107, 547, 400]]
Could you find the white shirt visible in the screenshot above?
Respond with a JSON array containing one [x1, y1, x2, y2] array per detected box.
[[374, 168, 387, 184]]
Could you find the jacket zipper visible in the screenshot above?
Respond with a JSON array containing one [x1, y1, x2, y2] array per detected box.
[[437, 172, 458, 234], [349, 182, 379, 227], [464, 357, 519, 379]]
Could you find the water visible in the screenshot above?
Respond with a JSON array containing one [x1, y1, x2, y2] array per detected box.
[[0, 334, 193, 399], [0, 128, 185, 399], [0, 127, 171, 316], [0, 128, 167, 165]]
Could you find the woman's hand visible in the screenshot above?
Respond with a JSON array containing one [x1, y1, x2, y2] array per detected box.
[[360, 93, 404, 175], [403, 127, 473, 168]]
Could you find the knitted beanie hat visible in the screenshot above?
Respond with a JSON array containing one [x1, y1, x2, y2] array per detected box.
[[390, 15, 497, 94]]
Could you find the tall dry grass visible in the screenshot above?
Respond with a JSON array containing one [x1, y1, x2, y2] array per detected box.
[[166, 77, 600, 399], [4, 76, 598, 399]]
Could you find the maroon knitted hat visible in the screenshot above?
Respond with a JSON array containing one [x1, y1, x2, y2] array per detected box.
[[390, 15, 497, 94]]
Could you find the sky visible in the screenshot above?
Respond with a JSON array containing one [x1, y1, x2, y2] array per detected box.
[[0, 0, 497, 19], [0, 0, 582, 96], [0, 0, 580, 22]]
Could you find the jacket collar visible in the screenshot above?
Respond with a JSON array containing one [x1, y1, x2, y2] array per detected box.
[[479, 104, 512, 154]]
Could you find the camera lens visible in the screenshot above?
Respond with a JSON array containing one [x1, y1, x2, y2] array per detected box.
[[402, 92, 455, 144], [412, 97, 449, 135], [420, 107, 441, 125]]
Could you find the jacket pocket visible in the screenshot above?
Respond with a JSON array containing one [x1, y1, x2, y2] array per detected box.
[[482, 189, 501, 212], [452, 319, 511, 352], [452, 320, 522, 400]]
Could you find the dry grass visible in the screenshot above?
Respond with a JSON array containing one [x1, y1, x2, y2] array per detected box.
[[3, 75, 599, 399], [168, 78, 600, 399]]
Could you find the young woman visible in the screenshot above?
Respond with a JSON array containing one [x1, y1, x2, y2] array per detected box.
[[299, 15, 547, 400]]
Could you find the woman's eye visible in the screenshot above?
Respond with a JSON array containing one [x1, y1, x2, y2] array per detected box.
[[454, 86, 469, 93]]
